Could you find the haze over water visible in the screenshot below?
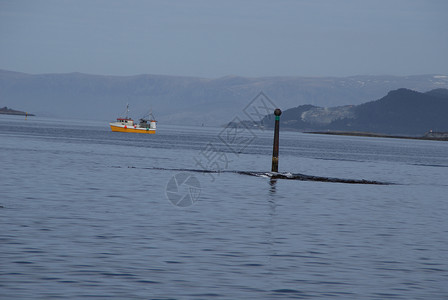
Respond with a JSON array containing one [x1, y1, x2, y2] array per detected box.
[[1, 115, 448, 299]]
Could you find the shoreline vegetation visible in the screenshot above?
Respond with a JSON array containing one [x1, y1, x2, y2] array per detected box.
[[306, 131, 448, 141], [0, 106, 34, 116]]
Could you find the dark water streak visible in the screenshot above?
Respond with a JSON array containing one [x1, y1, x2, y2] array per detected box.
[[121, 166, 391, 185]]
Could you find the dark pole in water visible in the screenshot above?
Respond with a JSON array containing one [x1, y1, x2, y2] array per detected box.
[[271, 108, 282, 172]]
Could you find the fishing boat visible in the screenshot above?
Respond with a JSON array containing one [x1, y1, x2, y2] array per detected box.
[[109, 104, 157, 134]]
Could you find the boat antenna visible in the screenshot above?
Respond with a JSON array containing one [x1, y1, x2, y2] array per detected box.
[[122, 103, 130, 119]]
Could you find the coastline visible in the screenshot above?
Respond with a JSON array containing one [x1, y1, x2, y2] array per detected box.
[[0, 107, 35, 116], [306, 131, 448, 141]]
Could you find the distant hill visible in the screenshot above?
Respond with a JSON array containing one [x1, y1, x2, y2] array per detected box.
[[257, 88, 448, 135], [1, 69, 448, 125]]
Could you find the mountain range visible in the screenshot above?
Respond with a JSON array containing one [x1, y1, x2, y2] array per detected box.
[[256, 88, 448, 135], [1, 69, 448, 126]]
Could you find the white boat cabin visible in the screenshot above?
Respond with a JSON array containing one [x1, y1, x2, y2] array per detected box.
[[117, 118, 134, 126]]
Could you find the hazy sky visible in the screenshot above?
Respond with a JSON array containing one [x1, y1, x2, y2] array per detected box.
[[1, 0, 447, 77]]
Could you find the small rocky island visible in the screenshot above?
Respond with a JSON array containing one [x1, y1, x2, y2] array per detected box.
[[0, 106, 35, 116]]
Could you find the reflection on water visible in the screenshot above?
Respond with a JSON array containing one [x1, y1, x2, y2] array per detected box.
[[269, 178, 277, 194]]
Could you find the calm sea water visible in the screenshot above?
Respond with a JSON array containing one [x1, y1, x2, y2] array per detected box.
[[1, 115, 447, 299]]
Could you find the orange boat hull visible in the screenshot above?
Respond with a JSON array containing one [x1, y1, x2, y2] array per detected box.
[[110, 125, 156, 134]]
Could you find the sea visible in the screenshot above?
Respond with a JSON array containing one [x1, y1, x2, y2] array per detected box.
[[1, 115, 447, 299]]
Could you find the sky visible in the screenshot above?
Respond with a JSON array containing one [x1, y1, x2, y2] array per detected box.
[[1, 0, 447, 78]]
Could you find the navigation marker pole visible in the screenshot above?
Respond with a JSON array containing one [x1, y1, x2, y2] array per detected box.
[[271, 108, 282, 173]]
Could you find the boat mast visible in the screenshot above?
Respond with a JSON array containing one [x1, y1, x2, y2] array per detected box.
[[149, 108, 156, 121]]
